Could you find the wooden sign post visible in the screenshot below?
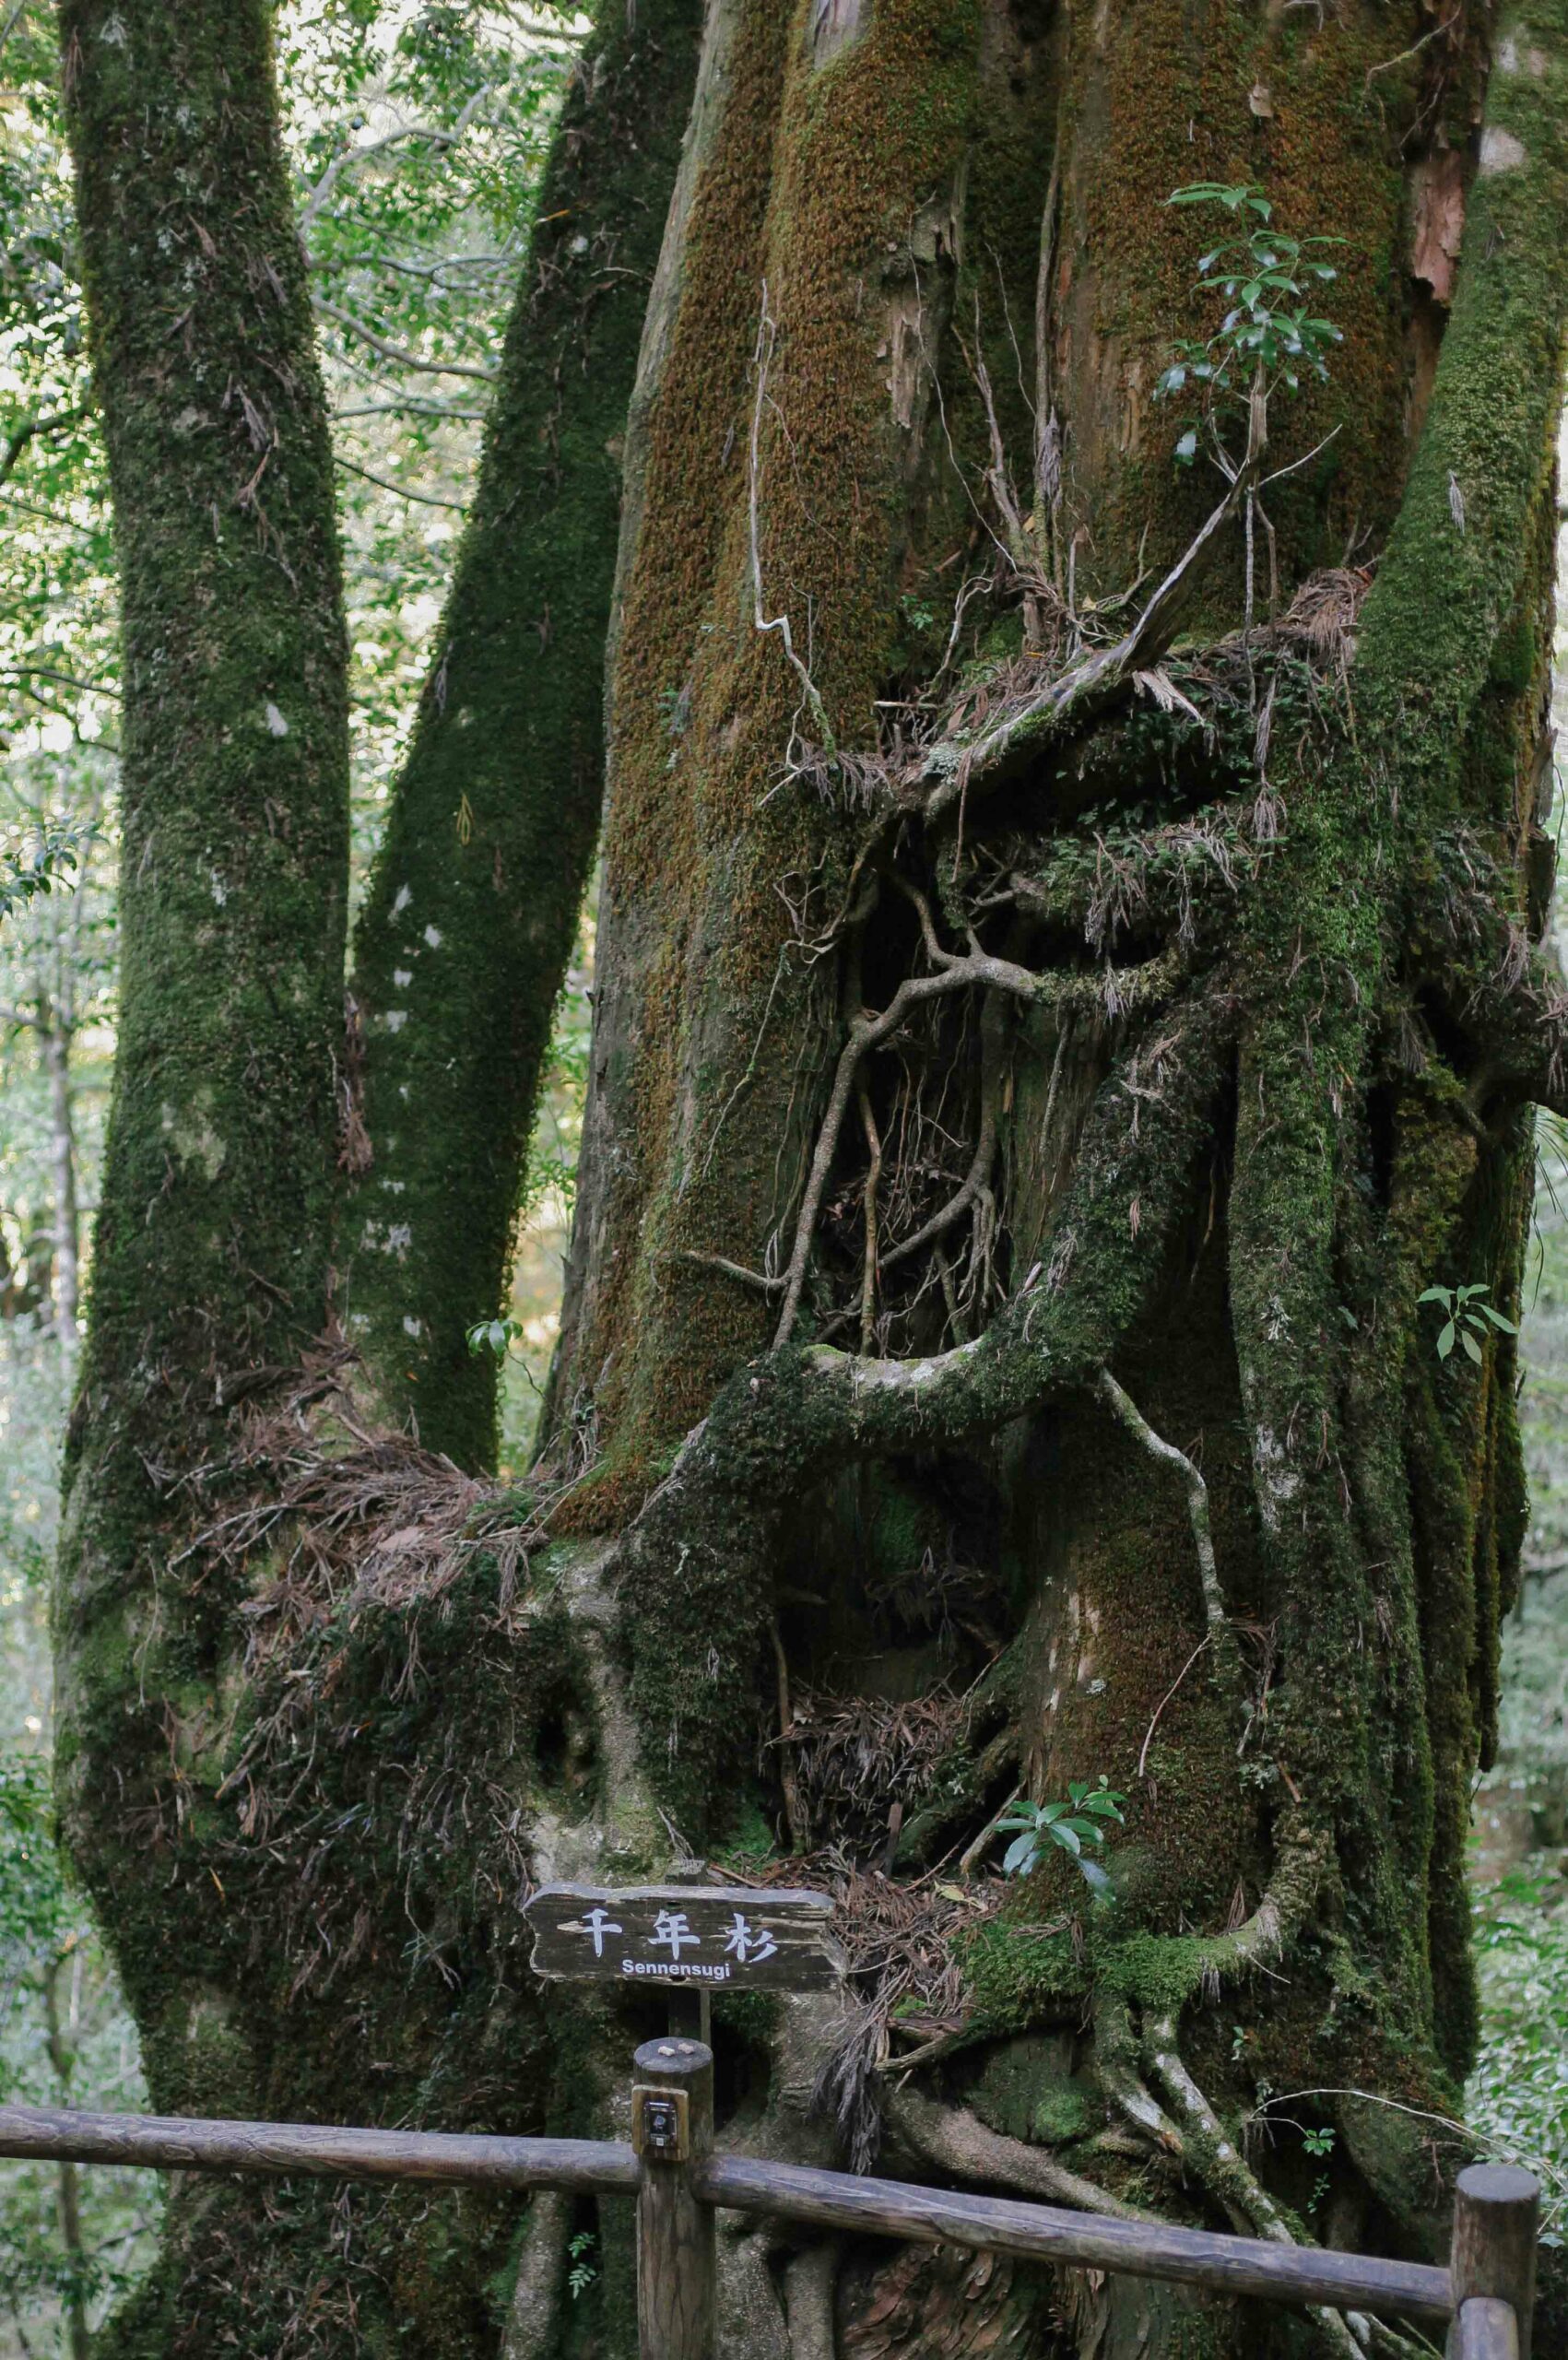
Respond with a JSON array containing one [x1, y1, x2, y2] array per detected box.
[[524, 1882, 841, 2042]]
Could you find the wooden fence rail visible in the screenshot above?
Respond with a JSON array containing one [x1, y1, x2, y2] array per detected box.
[[0, 2038, 1540, 2359]]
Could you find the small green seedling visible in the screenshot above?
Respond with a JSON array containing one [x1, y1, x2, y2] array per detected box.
[[996, 1777, 1126, 1892], [1155, 183, 1344, 466], [466, 1316, 525, 1360], [567, 2230, 598, 2300], [1417, 1282, 1517, 1366]]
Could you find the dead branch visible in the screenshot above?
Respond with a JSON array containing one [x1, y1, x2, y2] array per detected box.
[[312, 298, 499, 383], [857, 1076, 883, 1354], [772, 962, 984, 1346], [1032, 146, 1063, 590], [881, 994, 1003, 1274], [678, 1250, 785, 1296], [774, 931, 1185, 1347], [913, 458, 1260, 826]]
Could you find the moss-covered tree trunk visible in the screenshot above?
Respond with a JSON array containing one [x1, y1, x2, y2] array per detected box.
[[52, 0, 352, 2340], [52, 0, 1568, 2354], [343, 0, 704, 1469], [546, 0, 1568, 2346]]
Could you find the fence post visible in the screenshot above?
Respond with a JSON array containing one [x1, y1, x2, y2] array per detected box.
[[1448, 2164, 1539, 2360], [632, 2036, 715, 2360]]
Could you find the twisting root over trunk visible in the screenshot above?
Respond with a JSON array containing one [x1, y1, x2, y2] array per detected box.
[[617, 1004, 1235, 1828], [1091, 1992, 1186, 2161], [1142, 2012, 1370, 2360], [1093, 1366, 1244, 1705]]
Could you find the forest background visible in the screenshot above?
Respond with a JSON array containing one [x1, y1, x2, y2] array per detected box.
[[0, 0, 1557, 2350]]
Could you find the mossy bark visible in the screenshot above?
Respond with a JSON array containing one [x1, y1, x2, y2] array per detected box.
[[344, 0, 705, 1470], [53, 0, 348, 2090], [52, 0, 1568, 2354], [538, 0, 1568, 2350]]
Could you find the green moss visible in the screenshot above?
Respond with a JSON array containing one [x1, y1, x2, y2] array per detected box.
[[1058, 0, 1414, 596], [1352, 4, 1568, 824], [958, 1920, 1089, 2029], [971, 2037, 1094, 2145], [346, 0, 706, 1470], [549, 0, 999, 1486]]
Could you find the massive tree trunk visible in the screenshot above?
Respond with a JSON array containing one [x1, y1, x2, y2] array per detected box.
[[52, 0, 1568, 2355]]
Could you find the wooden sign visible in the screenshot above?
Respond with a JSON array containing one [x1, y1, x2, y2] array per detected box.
[[525, 1884, 840, 1993]]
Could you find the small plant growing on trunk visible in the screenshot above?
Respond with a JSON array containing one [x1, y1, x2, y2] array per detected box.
[[996, 1778, 1126, 1888], [1156, 182, 1344, 470], [1418, 1281, 1518, 1364]]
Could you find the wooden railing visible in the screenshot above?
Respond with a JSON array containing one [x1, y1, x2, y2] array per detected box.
[[0, 2038, 1540, 2358]]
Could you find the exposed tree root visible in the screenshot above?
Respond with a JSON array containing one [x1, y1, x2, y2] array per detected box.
[[770, 916, 1186, 1346], [908, 454, 1262, 824], [1143, 2012, 1374, 2360], [1093, 1367, 1243, 1705], [783, 2239, 843, 2360], [1091, 1993, 1186, 2163], [500, 2189, 569, 2360], [887, 2084, 1157, 2224]]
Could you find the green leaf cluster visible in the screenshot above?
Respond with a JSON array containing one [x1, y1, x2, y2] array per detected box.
[[1418, 1280, 1518, 1364], [995, 1777, 1126, 1889], [1155, 182, 1345, 465]]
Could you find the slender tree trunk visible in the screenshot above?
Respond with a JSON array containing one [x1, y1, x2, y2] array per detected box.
[[52, 0, 350, 2215], [344, 0, 704, 1469]]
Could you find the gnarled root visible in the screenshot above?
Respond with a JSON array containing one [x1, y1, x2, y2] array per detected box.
[[1142, 2012, 1368, 2360], [784, 2239, 843, 2360], [886, 2083, 1158, 2223], [500, 2189, 570, 2360], [1091, 1991, 1186, 2164]]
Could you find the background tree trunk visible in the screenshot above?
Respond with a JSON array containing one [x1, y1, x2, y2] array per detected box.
[[51, 0, 350, 2332], [343, 0, 703, 1469], [50, 0, 1568, 2354]]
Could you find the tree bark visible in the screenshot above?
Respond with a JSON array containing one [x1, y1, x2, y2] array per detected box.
[[342, 0, 704, 1469], [52, 0, 349, 2239], [41, 1008, 78, 1345]]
